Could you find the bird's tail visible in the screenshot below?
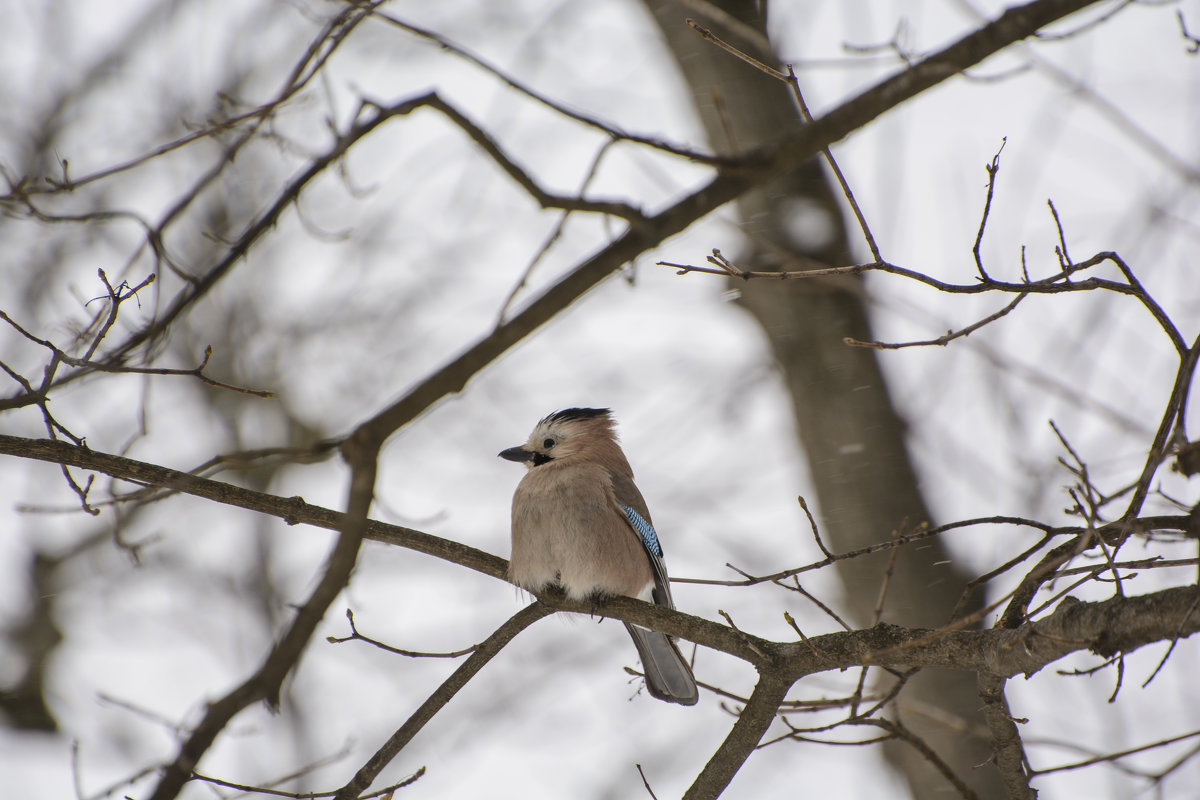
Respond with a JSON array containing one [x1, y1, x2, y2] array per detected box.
[[625, 623, 698, 705]]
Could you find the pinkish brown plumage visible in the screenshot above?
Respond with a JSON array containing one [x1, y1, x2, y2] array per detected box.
[[500, 408, 698, 705]]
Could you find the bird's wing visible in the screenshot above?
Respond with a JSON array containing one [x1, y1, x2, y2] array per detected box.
[[609, 469, 675, 610]]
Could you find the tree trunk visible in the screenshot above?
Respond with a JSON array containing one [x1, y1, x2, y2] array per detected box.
[[643, 3, 1000, 797]]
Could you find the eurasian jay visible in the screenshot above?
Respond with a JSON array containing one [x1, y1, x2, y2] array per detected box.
[[499, 408, 699, 705]]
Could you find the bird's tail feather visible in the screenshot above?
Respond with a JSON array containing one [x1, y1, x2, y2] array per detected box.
[[625, 623, 698, 705]]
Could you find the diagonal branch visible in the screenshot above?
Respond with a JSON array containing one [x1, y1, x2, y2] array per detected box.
[[683, 672, 793, 800], [146, 436, 378, 800], [0, 434, 508, 582], [850, 718, 980, 800], [10, 0, 1103, 433], [978, 674, 1035, 799], [371, 11, 732, 165], [355, 0, 1106, 444], [332, 602, 554, 800]]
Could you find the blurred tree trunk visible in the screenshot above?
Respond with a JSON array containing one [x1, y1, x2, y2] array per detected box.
[[643, 2, 999, 797]]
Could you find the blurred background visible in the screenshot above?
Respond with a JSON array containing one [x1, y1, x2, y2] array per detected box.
[[1, 1, 1198, 798]]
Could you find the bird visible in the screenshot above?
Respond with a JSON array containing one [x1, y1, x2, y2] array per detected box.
[[499, 407, 699, 705]]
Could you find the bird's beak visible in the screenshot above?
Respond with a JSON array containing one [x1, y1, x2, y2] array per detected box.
[[499, 445, 534, 463]]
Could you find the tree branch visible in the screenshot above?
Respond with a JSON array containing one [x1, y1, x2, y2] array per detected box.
[[332, 602, 554, 800], [683, 672, 793, 800], [147, 432, 378, 800], [4, 434, 1195, 681], [978, 675, 1035, 799], [0, 434, 508, 582], [347, 0, 1109, 444]]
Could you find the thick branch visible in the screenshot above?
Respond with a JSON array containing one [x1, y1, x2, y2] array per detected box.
[[683, 672, 793, 800], [0, 434, 508, 582], [3, 434, 1194, 679], [768, 588, 1200, 680], [979, 675, 1035, 800]]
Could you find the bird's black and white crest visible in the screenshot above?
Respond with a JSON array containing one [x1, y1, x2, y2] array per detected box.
[[538, 407, 612, 426]]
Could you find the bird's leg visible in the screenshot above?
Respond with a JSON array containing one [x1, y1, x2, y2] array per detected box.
[[586, 590, 612, 622], [533, 583, 567, 609]]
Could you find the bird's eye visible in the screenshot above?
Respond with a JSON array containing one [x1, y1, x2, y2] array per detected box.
[[543, 437, 555, 449]]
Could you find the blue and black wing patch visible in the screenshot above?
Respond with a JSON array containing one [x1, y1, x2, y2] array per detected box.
[[620, 504, 663, 558]]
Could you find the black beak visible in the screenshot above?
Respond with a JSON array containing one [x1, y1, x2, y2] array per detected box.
[[499, 446, 534, 463]]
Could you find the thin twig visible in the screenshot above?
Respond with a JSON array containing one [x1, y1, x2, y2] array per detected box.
[[191, 767, 424, 799], [872, 544, 901, 624], [373, 11, 731, 165], [684, 18, 884, 262], [847, 293, 1028, 350], [1032, 728, 1200, 776], [798, 495, 833, 558], [782, 578, 852, 632], [973, 141, 1006, 281], [635, 764, 661, 800], [1180, 10, 1200, 54], [850, 718, 981, 800], [495, 139, 620, 326], [327, 608, 476, 658], [787, 65, 882, 262], [1141, 591, 1200, 688]]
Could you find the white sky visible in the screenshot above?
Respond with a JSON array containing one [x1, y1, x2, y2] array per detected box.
[[1, 0, 1198, 798]]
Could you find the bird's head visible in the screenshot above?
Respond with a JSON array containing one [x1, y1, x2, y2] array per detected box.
[[498, 407, 618, 469]]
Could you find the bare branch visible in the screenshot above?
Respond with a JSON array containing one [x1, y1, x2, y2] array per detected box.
[[372, 11, 733, 166], [147, 425, 380, 800], [635, 763, 662, 800], [1180, 10, 1200, 54], [1032, 728, 1200, 776], [191, 766, 424, 799], [327, 608, 476, 659], [0, 434, 508, 582], [0, 307, 271, 400], [850, 718, 980, 800], [846, 293, 1028, 350], [1119, 330, 1200, 526], [972, 141, 1008, 280], [683, 21, 883, 261], [10, 433, 1195, 679], [332, 602, 554, 800], [682, 673, 793, 800], [978, 675, 1035, 799], [349, 0, 1112, 447]]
